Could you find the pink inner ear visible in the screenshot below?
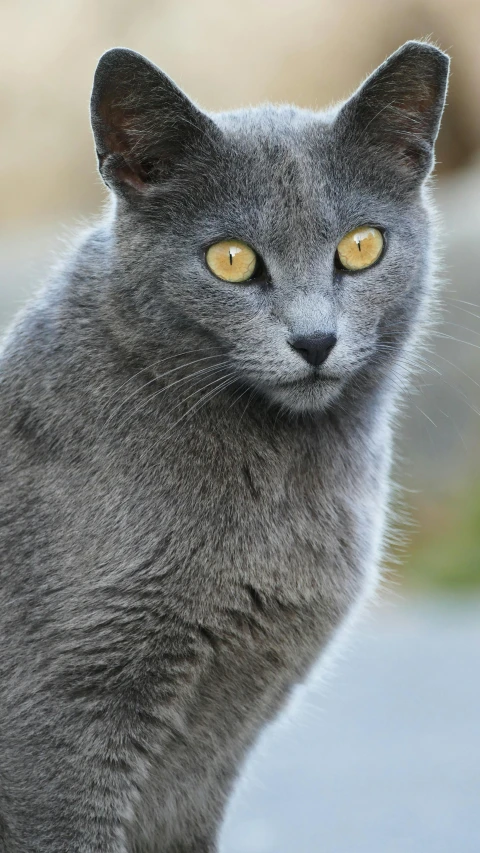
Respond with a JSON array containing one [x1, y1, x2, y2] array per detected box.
[[104, 128, 129, 156], [99, 99, 134, 151], [391, 79, 437, 126], [99, 101, 151, 191], [114, 160, 149, 191]]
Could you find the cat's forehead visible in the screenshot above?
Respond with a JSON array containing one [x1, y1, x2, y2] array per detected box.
[[213, 104, 329, 137], [206, 106, 331, 206], [211, 104, 331, 169], [196, 105, 355, 249]]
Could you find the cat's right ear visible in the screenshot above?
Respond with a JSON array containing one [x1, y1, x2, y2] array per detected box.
[[333, 41, 450, 193], [90, 48, 219, 196]]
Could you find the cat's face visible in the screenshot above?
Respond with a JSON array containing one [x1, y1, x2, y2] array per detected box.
[[91, 42, 449, 413]]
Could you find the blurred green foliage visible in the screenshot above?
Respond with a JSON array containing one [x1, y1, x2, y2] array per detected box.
[[403, 482, 480, 591]]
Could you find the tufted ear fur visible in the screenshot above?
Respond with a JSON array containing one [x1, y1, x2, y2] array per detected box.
[[90, 48, 219, 195], [334, 41, 450, 192]]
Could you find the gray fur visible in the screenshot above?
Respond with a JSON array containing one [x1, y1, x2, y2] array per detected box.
[[0, 42, 448, 852]]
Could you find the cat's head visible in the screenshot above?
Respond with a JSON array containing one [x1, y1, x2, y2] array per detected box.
[[90, 41, 449, 414]]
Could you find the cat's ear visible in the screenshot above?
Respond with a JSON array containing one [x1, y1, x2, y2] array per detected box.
[[334, 41, 450, 191], [90, 48, 218, 195]]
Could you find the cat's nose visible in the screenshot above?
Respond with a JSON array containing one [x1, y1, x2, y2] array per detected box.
[[289, 332, 337, 368]]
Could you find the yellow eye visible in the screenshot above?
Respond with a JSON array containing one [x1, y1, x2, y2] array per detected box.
[[206, 239, 258, 283], [336, 227, 384, 271]]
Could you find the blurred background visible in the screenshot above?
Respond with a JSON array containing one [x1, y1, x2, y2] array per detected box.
[[1, 1, 479, 850]]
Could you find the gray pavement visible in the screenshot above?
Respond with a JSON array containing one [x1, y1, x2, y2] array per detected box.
[[221, 597, 480, 853]]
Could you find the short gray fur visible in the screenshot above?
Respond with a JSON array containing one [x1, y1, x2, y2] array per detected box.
[[0, 41, 449, 852]]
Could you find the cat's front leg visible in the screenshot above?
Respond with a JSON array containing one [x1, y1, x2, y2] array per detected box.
[[0, 704, 144, 853], [1, 768, 132, 853], [1, 792, 129, 853]]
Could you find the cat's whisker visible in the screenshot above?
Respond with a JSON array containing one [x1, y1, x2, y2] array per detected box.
[[102, 354, 226, 433], [417, 367, 480, 418], [159, 368, 236, 423], [226, 380, 250, 412], [380, 347, 480, 421], [100, 308, 262, 428], [405, 353, 442, 376], [378, 362, 445, 426], [444, 303, 480, 322], [420, 395, 470, 454], [414, 405, 437, 428], [237, 388, 256, 427], [424, 350, 480, 390], [432, 331, 480, 351], [446, 297, 480, 311], [414, 381, 479, 433], [374, 349, 446, 391], [113, 361, 231, 435], [441, 320, 480, 339], [366, 354, 435, 402], [151, 372, 238, 448], [97, 348, 222, 415]]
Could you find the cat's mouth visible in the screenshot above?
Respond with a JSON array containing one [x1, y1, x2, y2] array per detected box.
[[258, 370, 345, 413], [276, 372, 341, 388]]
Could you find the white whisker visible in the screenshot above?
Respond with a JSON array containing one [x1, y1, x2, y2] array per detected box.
[[102, 354, 226, 433], [97, 348, 222, 416]]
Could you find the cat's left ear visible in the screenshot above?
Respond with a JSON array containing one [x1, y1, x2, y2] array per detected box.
[[334, 41, 450, 191], [90, 48, 219, 195]]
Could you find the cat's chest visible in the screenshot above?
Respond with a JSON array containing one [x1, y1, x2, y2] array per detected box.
[[78, 412, 386, 652], [137, 431, 379, 630], [104, 415, 376, 569]]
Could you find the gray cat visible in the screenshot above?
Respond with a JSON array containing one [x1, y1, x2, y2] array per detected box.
[[0, 40, 449, 852]]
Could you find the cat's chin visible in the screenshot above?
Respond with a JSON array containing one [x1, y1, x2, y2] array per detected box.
[[259, 377, 344, 414]]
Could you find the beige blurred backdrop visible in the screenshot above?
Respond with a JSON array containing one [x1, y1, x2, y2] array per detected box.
[[1, 0, 480, 591]]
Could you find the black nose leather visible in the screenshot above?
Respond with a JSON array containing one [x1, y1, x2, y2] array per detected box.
[[290, 332, 337, 367]]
